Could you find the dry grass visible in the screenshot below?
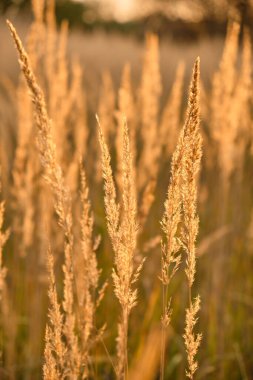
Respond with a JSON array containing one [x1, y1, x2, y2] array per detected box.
[[0, 3, 252, 380]]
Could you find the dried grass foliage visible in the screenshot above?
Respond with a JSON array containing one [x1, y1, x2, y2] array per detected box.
[[0, 5, 252, 380]]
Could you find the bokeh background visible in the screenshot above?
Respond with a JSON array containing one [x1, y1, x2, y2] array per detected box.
[[1, 0, 251, 90]]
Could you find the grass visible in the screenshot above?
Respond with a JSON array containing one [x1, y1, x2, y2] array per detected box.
[[0, 2, 252, 379]]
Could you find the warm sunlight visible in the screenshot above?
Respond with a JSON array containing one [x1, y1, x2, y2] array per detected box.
[[0, 1, 251, 379]]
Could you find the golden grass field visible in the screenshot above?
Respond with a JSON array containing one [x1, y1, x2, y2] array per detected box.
[[0, 1, 253, 379]]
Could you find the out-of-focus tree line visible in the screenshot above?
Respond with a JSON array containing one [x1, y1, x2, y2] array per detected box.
[[1, 0, 253, 38]]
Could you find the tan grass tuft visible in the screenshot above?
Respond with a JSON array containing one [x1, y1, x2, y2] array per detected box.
[[79, 162, 106, 368], [44, 248, 66, 379], [159, 58, 202, 380], [7, 20, 81, 376], [181, 57, 202, 379], [98, 115, 142, 379]]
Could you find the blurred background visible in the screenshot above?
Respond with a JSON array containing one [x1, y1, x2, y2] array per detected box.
[[1, 0, 253, 32], [1, 0, 252, 92]]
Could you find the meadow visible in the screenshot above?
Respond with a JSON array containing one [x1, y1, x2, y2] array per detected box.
[[0, 1, 252, 379]]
